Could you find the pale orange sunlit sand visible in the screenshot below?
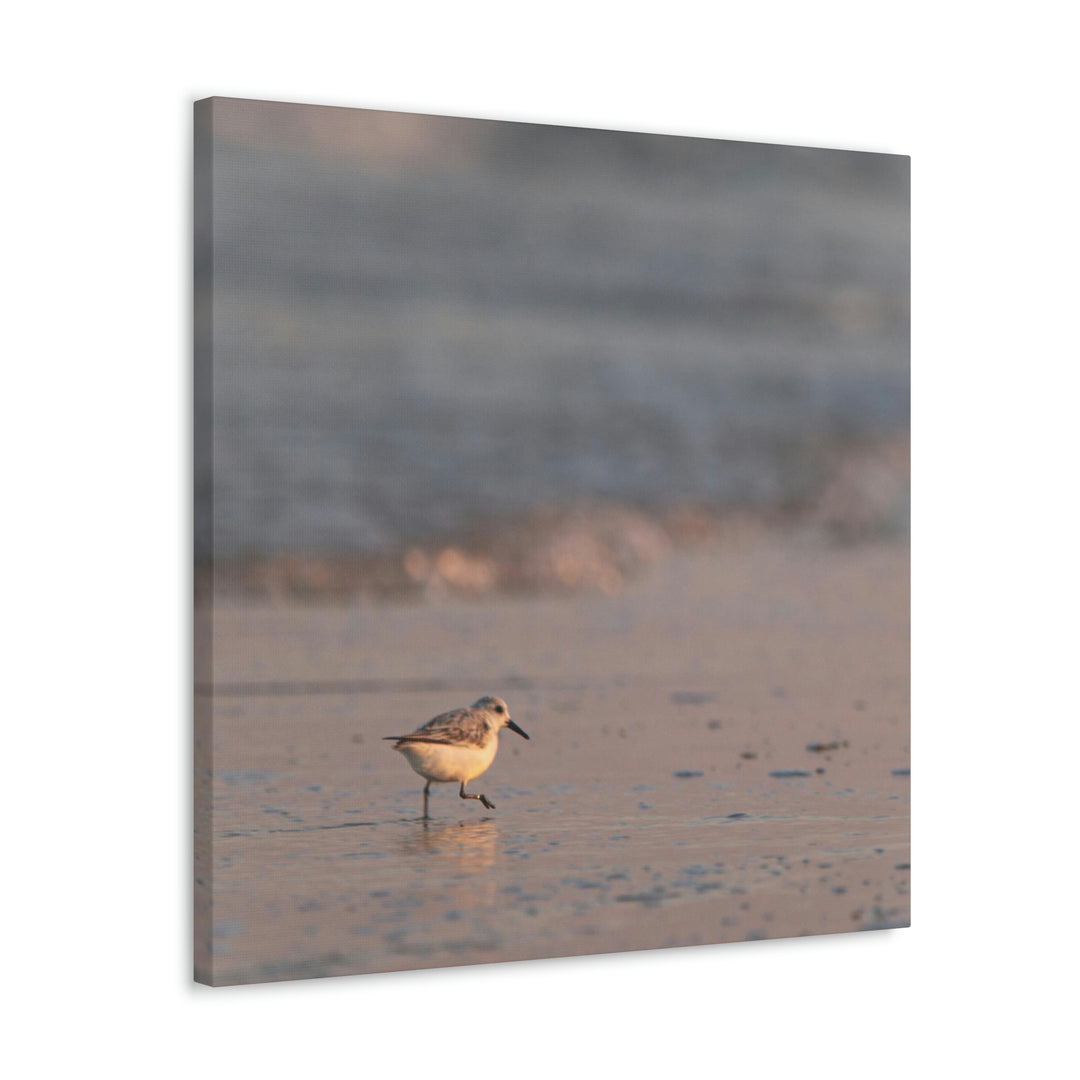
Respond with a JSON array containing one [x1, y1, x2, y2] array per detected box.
[[195, 540, 909, 986]]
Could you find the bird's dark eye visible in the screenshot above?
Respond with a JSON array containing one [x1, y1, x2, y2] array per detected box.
[[494, 704, 505, 714]]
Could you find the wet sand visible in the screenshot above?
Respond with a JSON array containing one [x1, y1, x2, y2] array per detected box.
[[195, 540, 909, 985]]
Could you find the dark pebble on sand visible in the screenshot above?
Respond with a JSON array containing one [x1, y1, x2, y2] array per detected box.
[[891, 767, 910, 776], [769, 769, 812, 778], [726, 812, 750, 819], [806, 740, 849, 753], [673, 770, 705, 779]]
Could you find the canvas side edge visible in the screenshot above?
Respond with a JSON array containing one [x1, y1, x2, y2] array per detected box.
[[192, 97, 216, 987]]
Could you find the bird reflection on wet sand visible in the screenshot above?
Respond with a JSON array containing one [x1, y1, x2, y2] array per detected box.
[[398, 819, 499, 874]]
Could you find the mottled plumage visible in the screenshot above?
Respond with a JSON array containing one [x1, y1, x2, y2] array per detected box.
[[385, 695, 530, 817], [385, 707, 491, 748]]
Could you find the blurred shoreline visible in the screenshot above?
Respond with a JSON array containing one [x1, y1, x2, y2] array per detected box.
[[197, 433, 907, 604]]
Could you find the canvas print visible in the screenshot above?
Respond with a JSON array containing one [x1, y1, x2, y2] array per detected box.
[[194, 97, 909, 986]]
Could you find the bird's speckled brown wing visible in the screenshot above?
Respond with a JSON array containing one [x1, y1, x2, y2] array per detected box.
[[383, 707, 489, 748]]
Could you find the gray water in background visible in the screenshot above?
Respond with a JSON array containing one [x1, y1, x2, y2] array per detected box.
[[196, 102, 909, 558]]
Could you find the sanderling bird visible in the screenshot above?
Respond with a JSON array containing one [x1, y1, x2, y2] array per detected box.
[[384, 695, 529, 818]]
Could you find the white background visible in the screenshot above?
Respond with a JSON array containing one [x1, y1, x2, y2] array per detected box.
[[5, 2, 1076, 1077]]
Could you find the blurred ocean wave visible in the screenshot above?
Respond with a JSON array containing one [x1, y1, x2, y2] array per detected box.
[[196, 101, 908, 570]]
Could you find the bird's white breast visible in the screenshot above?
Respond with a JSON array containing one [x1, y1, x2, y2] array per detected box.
[[396, 737, 499, 783]]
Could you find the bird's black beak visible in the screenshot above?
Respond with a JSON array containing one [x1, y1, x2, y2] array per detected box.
[[507, 719, 530, 740]]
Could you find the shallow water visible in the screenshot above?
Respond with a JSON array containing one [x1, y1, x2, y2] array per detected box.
[[204, 773, 908, 984]]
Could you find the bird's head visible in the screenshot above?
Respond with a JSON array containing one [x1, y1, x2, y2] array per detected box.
[[473, 695, 529, 739]]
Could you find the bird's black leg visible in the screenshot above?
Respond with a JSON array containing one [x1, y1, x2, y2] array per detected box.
[[459, 782, 495, 810], [422, 780, 431, 819]]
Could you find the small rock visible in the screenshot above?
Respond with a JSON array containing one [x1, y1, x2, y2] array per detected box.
[[806, 740, 849, 753]]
